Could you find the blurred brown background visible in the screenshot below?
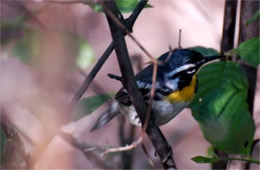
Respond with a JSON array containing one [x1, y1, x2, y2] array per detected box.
[[0, 0, 259, 169]]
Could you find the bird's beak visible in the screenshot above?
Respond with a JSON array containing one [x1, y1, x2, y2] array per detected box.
[[199, 55, 225, 66]]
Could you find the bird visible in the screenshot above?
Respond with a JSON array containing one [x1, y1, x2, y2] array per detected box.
[[90, 48, 224, 131]]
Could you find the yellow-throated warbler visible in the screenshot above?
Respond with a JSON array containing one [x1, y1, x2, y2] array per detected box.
[[91, 48, 223, 131]]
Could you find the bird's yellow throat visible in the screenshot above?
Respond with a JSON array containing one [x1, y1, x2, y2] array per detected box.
[[165, 75, 197, 103]]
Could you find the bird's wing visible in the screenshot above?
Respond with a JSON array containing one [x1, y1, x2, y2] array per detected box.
[[114, 88, 131, 105], [114, 61, 172, 105], [90, 102, 120, 131], [114, 80, 151, 106]]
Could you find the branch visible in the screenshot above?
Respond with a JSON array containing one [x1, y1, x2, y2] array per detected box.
[[28, 1, 148, 168], [69, 42, 114, 108], [103, 1, 177, 169], [220, 0, 238, 54], [69, 0, 148, 108], [238, 0, 259, 114]]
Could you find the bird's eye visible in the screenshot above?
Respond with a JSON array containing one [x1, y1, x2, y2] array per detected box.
[[186, 68, 196, 74]]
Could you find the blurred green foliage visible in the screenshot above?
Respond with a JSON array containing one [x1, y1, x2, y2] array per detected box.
[[73, 93, 113, 121], [76, 39, 95, 70], [246, 9, 260, 26], [0, 15, 27, 45], [89, 0, 152, 13], [0, 128, 6, 164], [5, 26, 95, 70], [11, 29, 40, 63]]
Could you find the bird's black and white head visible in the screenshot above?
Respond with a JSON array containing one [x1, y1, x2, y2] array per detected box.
[[158, 48, 223, 91]]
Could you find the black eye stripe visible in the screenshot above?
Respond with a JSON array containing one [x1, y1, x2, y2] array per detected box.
[[187, 67, 195, 71], [171, 70, 188, 79]]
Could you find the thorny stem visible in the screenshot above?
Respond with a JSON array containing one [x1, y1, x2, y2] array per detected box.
[[98, 0, 160, 138]]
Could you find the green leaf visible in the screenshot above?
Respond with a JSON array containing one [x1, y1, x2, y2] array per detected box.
[[207, 146, 218, 158], [192, 156, 216, 163], [190, 62, 255, 154], [115, 0, 144, 13], [0, 128, 6, 162], [246, 9, 260, 26], [190, 46, 220, 56], [73, 93, 113, 121], [89, 0, 152, 13], [233, 37, 260, 68]]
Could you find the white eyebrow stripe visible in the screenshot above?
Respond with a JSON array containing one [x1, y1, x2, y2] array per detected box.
[[167, 64, 195, 77]]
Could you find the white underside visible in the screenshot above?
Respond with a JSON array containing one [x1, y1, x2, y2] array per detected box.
[[117, 100, 190, 126]]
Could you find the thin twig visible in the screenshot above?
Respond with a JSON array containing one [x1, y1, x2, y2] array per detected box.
[[100, 137, 143, 157], [84, 147, 96, 152], [107, 73, 122, 81], [178, 29, 182, 48], [141, 62, 157, 133]]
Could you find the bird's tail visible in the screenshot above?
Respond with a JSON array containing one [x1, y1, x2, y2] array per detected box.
[[90, 102, 120, 131]]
